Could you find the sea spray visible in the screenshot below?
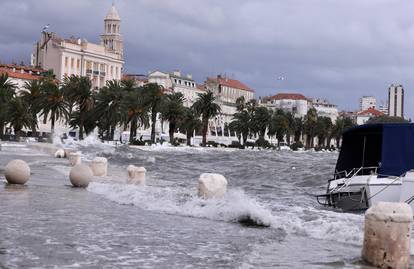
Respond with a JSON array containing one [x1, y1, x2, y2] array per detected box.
[[87, 181, 364, 245]]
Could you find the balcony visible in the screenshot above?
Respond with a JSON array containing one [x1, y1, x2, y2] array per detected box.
[[93, 71, 99, 76], [100, 71, 106, 77], [86, 69, 92, 75]]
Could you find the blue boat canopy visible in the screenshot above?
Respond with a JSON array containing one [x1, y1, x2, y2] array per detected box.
[[335, 123, 414, 177]]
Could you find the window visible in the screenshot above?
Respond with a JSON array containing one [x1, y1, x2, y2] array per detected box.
[[64, 57, 68, 67], [71, 58, 74, 69], [77, 59, 80, 69]]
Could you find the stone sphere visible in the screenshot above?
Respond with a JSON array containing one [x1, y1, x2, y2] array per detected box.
[[198, 173, 228, 199], [5, 159, 31, 185], [69, 164, 93, 188]]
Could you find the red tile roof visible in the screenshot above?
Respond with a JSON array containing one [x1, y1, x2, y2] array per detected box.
[[0, 68, 42, 81], [209, 77, 254, 93], [357, 108, 384, 117], [270, 93, 308, 101]]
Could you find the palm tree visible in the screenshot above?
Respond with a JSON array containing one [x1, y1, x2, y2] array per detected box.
[[121, 88, 149, 143], [142, 83, 164, 143], [38, 78, 69, 137], [292, 117, 304, 143], [332, 117, 355, 148], [192, 90, 221, 147], [161, 92, 185, 144], [21, 80, 43, 137], [179, 107, 201, 146], [235, 96, 246, 112], [0, 73, 17, 138], [250, 106, 271, 142], [315, 116, 333, 148], [62, 75, 94, 140], [229, 110, 251, 145], [304, 108, 318, 149], [267, 110, 288, 146], [7, 97, 37, 140], [95, 80, 125, 140]]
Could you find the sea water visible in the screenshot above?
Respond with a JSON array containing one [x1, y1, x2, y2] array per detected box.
[[0, 142, 395, 268]]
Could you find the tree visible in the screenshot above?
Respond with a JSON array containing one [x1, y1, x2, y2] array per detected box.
[[62, 75, 94, 140], [250, 106, 271, 141], [235, 96, 246, 112], [21, 80, 43, 137], [161, 92, 185, 144], [229, 110, 251, 145], [121, 87, 149, 143], [303, 108, 318, 149], [366, 115, 409, 124], [192, 90, 221, 147], [142, 83, 164, 143], [7, 97, 37, 140], [38, 78, 69, 137], [0, 73, 16, 138], [332, 117, 356, 148], [315, 116, 333, 148], [268, 112, 289, 146], [292, 117, 304, 143], [95, 80, 126, 140], [179, 107, 201, 146]]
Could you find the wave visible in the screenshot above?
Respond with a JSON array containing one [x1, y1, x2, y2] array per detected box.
[[87, 182, 364, 245]]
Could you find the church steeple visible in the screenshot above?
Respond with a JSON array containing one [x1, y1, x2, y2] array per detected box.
[[101, 3, 123, 57]]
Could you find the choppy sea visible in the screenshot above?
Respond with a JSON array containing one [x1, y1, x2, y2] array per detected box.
[[0, 139, 406, 268]]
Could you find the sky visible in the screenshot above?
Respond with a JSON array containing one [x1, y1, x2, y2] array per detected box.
[[1, 0, 413, 117]]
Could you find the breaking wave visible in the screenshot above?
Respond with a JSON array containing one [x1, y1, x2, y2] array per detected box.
[[87, 182, 364, 245]]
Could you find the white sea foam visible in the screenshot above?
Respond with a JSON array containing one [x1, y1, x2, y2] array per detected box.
[[87, 182, 364, 245]]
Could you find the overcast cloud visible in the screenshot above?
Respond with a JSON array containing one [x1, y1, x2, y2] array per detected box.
[[1, 0, 413, 117]]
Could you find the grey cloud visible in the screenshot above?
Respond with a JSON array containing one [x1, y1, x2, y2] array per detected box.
[[1, 0, 414, 118]]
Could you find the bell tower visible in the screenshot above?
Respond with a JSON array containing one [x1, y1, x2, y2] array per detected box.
[[101, 2, 123, 57]]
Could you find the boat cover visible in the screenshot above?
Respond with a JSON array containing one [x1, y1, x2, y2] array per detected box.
[[335, 123, 414, 177]]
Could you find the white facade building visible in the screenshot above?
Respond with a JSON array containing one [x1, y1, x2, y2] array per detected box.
[[356, 108, 384, 125], [205, 75, 255, 135], [312, 98, 339, 122], [31, 4, 124, 88], [360, 96, 377, 111], [147, 70, 204, 107], [388, 84, 404, 117], [260, 93, 309, 118]]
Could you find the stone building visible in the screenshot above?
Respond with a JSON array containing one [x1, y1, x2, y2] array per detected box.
[[30, 4, 124, 88]]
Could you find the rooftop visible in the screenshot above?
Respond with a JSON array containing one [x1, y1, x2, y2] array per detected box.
[[105, 4, 121, 21], [357, 108, 384, 117], [269, 93, 308, 101], [209, 76, 254, 93]]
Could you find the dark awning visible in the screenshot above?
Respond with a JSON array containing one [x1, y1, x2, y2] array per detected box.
[[335, 123, 414, 177]]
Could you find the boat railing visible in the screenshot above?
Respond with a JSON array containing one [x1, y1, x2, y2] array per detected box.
[[328, 166, 378, 194], [333, 166, 378, 180]]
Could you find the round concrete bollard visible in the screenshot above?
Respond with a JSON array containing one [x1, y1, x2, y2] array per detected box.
[[68, 152, 81, 166], [54, 149, 65, 158], [127, 165, 146, 185], [362, 202, 413, 269], [4, 159, 31, 185], [90, 157, 108, 177], [198, 173, 228, 199], [69, 164, 93, 188]]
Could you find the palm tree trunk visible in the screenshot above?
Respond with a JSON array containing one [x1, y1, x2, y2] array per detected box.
[[169, 121, 175, 144], [79, 112, 84, 140], [129, 120, 136, 143], [51, 114, 55, 138], [0, 122, 4, 139], [202, 116, 208, 147], [150, 109, 157, 143], [186, 131, 192, 146]]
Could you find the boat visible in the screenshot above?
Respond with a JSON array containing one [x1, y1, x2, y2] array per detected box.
[[316, 123, 414, 211]]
